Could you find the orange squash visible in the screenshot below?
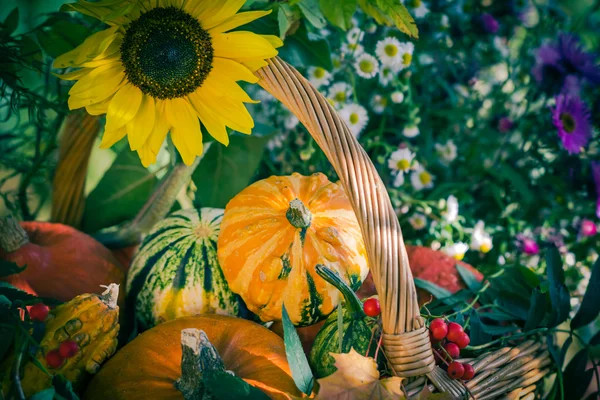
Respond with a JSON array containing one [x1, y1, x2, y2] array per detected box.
[[83, 315, 301, 400], [218, 173, 369, 326], [0, 216, 125, 303]]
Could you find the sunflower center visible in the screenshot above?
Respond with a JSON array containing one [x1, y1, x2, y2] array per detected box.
[[560, 112, 576, 133], [121, 7, 213, 100]]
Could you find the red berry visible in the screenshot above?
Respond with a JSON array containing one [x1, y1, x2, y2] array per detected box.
[[363, 298, 381, 317], [462, 363, 475, 380], [455, 332, 471, 349], [59, 340, 79, 358], [29, 303, 49, 322], [447, 361, 465, 379], [429, 318, 448, 341], [443, 342, 460, 360], [45, 349, 64, 369], [446, 322, 464, 343]]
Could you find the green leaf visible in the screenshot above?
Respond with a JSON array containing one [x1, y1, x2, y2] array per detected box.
[[358, 0, 391, 26], [563, 349, 593, 400], [469, 312, 492, 346], [298, 0, 327, 29], [373, 0, 418, 38], [414, 278, 452, 301], [203, 370, 270, 400], [30, 388, 56, 400], [277, 5, 294, 39], [0, 281, 38, 304], [53, 375, 80, 400], [479, 323, 519, 335], [3, 7, 19, 35], [524, 288, 547, 331], [0, 260, 26, 278], [590, 329, 600, 346], [0, 318, 15, 361], [192, 132, 272, 209], [279, 22, 333, 69], [83, 148, 158, 233], [571, 256, 600, 329], [546, 247, 570, 327], [319, 0, 356, 31], [281, 304, 314, 395], [456, 264, 482, 291], [36, 19, 92, 58]]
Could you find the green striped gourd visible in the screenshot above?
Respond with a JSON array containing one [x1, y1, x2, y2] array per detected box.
[[309, 264, 377, 378], [126, 208, 239, 329]]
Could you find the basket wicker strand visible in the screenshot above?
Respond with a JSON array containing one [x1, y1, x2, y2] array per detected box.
[[256, 57, 551, 399]]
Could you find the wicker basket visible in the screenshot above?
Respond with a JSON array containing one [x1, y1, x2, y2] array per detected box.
[[256, 57, 552, 399]]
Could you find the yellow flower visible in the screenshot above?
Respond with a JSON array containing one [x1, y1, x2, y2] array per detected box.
[[55, 0, 282, 166]]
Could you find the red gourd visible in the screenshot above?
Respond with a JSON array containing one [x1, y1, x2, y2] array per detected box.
[[0, 215, 125, 302]]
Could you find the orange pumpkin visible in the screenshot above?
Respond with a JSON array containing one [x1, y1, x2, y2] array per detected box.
[[83, 315, 301, 400], [218, 173, 369, 326]]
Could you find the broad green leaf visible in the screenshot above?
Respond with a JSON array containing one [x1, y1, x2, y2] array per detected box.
[[374, 0, 418, 38], [53, 375, 81, 400], [298, 0, 327, 29], [3, 7, 19, 35], [456, 264, 482, 291], [414, 278, 452, 301], [563, 349, 593, 400], [83, 148, 158, 233], [192, 131, 272, 209], [469, 311, 491, 346], [0, 281, 38, 304], [524, 288, 547, 331], [30, 388, 56, 400], [203, 370, 270, 400], [282, 304, 314, 395], [479, 322, 519, 335], [571, 256, 600, 329], [277, 5, 294, 39], [279, 22, 333, 69], [319, 0, 356, 31], [36, 20, 92, 58], [546, 247, 570, 327], [0, 260, 26, 278], [589, 329, 600, 346], [358, 0, 391, 26]]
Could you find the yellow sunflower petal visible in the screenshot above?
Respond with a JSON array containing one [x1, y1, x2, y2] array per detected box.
[[240, 59, 269, 72], [56, 68, 91, 81], [165, 98, 203, 165], [211, 57, 259, 83], [201, 74, 257, 104], [186, 0, 221, 19], [53, 26, 119, 68], [85, 96, 112, 115], [196, 0, 246, 30], [208, 95, 254, 134], [68, 68, 126, 110], [99, 126, 126, 149], [213, 31, 279, 60], [105, 83, 143, 132], [136, 99, 170, 166], [79, 37, 122, 68], [126, 95, 156, 151], [259, 34, 284, 49], [208, 10, 271, 35], [68, 62, 122, 95], [188, 91, 229, 146]]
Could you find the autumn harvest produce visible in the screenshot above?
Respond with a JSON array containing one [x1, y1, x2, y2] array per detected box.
[[218, 172, 369, 326], [83, 315, 301, 400], [127, 208, 240, 329], [1, 284, 120, 397]]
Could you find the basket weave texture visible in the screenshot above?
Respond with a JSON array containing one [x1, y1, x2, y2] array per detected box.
[[256, 57, 551, 399]]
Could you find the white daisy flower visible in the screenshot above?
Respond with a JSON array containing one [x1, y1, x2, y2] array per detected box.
[[404, 0, 430, 19], [354, 53, 379, 79], [470, 221, 493, 253], [341, 42, 364, 56], [331, 54, 343, 72], [365, 22, 377, 34], [307, 66, 331, 88], [403, 125, 420, 138], [442, 195, 459, 223], [409, 213, 427, 230], [370, 94, 388, 114], [443, 242, 469, 261], [375, 37, 403, 67], [411, 164, 434, 191], [388, 148, 415, 187], [284, 114, 300, 130], [340, 103, 369, 137], [391, 91, 405, 103], [398, 42, 415, 70], [435, 140, 457, 164], [379, 65, 399, 87], [346, 27, 365, 44], [328, 82, 353, 107], [418, 53, 434, 66]]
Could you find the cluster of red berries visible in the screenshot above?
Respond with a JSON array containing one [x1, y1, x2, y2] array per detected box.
[[30, 303, 80, 369], [429, 318, 474, 380], [363, 298, 381, 317]]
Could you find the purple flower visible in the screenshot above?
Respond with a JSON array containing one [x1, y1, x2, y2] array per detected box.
[[581, 219, 597, 236], [532, 44, 564, 85], [550, 94, 592, 154], [481, 14, 499, 34], [498, 117, 514, 133], [593, 162, 600, 218], [557, 34, 600, 85]]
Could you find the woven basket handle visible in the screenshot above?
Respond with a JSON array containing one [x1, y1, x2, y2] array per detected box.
[[257, 57, 436, 377]]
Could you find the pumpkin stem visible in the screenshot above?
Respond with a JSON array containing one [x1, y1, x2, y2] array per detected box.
[[286, 198, 312, 229], [315, 264, 365, 319], [94, 158, 200, 249], [0, 213, 29, 253], [175, 328, 227, 400], [99, 284, 120, 310]]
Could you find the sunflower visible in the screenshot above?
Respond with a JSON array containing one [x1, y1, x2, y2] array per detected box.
[[54, 0, 282, 166]]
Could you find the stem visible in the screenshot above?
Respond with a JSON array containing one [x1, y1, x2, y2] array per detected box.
[[466, 327, 548, 351], [94, 159, 200, 249], [315, 264, 365, 318], [10, 335, 26, 400], [99, 284, 120, 310], [0, 213, 29, 252], [174, 328, 226, 400], [286, 198, 312, 229]]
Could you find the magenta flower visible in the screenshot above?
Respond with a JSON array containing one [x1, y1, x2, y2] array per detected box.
[[550, 94, 592, 154], [481, 14, 499, 34], [581, 219, 597, 237], [522, 238, 540, 255]]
